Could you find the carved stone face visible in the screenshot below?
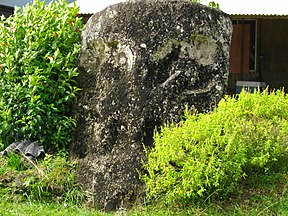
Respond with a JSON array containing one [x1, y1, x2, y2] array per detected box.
[[72, 0, 232, 210]]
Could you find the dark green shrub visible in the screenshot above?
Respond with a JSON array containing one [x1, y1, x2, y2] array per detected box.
[[0, 0, 83, 151], [143, 89, 288, 204]]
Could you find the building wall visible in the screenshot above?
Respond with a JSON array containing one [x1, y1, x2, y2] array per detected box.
[[227, 19, 259, 94], [259, 19, 288, 91], [228, 18, 288, 94]]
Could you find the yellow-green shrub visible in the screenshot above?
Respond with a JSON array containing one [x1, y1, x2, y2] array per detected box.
[[143, 89, 288, 204]]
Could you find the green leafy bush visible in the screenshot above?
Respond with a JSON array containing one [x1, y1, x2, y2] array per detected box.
[[190, 0, 220, 9], [0, 0, 83, 151], [143, 89, 288, 204]]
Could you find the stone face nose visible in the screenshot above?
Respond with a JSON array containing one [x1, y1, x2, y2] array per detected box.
[[70, 0, 232, 211]]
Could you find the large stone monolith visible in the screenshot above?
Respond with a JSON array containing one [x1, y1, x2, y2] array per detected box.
[[70, 0, 232, 211]]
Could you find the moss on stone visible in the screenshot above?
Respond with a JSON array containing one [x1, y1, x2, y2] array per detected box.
[[150, 39, 180, 62], [107, 41, 119, 49], [189, 34, 210, 45]]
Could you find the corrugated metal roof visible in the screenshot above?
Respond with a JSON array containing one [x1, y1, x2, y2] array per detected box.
[[0, 141, 45, 158], [72, 0, 126, 14], [73, 0, 288, 17], [0, 4, 14, 17], [0, 0, 74, 7], [214, 0, 288, 16]]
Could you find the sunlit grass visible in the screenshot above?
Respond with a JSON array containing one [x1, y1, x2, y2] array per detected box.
[[1, 179, 288, 216]]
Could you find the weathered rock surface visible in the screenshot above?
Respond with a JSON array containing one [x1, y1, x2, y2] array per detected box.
[[70, 0, 232, 211]]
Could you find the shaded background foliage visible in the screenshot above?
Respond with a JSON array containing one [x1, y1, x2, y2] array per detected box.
[[0, 0, 83, 151]]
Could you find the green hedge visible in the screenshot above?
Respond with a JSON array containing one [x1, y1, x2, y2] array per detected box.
[[0, 0, 83, 151], [143, 89, 288, 204]]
